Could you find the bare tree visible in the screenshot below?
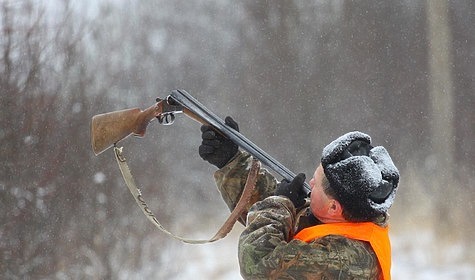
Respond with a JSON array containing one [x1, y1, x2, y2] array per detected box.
[[0, 1, 164, 278], [425, 0, 456, 235]]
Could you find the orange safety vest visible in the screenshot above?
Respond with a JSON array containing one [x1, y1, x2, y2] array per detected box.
[[293, 222, 391, 280]]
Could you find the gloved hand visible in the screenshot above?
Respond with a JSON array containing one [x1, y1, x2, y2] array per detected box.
[[275, 173, 307, 208], [199, 116, 239, 168]]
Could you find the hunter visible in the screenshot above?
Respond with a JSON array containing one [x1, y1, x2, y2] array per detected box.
[[199, 117, 400, 280]]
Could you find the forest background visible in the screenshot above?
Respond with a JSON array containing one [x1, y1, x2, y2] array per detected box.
[[1, 0, 474, 279]]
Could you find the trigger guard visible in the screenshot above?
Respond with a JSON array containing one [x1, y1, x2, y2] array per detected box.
[[158, 113, 175, 125]]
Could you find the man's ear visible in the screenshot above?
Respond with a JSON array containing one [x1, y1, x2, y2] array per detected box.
[[328, 199, 344, 217]]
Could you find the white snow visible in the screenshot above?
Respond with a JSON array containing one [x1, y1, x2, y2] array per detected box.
[[93, 172, 106, 184], [391, 229, 475, 280]]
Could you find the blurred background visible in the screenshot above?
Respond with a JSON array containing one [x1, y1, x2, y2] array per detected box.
[[1, 0, 474, 279]]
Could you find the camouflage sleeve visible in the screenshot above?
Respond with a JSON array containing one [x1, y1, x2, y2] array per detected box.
[[238, 196, 381, 280], [214, 151, 278, 223]]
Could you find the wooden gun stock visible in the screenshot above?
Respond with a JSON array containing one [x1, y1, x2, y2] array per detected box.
[[91, 105, 159, 155], [91, 97, 208, 156]]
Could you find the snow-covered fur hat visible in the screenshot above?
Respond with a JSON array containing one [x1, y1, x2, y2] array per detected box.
[[321, 131, 399, 221]]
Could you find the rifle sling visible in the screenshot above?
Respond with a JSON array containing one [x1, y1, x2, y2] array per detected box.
[[113, 146, 260, 244]]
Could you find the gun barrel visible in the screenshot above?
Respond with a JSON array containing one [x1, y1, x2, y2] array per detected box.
[[170, 89, 312, 195]]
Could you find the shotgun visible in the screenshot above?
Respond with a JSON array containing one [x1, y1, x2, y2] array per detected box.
[[91, 89, 311, 195]]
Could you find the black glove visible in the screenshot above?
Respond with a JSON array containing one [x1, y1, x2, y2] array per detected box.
[[199, 116, 239, 168], [275, 173, 307, 208]]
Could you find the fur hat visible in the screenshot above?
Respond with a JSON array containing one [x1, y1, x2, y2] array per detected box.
[[321, 131, 399, 221]]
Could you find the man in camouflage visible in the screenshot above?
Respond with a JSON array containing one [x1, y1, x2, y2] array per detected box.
[[199, 117, 399, 280]]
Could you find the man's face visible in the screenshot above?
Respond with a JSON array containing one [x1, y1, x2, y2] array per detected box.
[[309, 164, 344, 223]]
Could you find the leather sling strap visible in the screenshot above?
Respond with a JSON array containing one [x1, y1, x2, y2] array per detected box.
[[114, 146, 260, 244]]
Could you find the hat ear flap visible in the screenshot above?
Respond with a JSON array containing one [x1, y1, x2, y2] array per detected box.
[[369, 146, 400, 185], [367, 146, 400, 208], [369, 179, 394, 204]]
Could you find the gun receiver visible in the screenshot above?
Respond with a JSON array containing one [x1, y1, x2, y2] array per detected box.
[[91, 90, 311, 195]]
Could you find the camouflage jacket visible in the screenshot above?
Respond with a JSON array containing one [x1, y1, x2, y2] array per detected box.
[[214, 151, 383, 280]]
